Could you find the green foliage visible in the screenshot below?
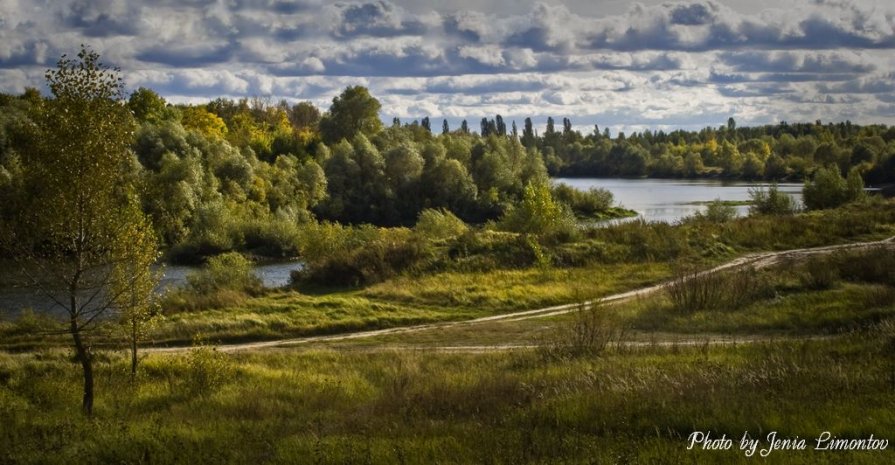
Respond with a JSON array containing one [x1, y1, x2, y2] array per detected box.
[[498, 180, 576, 239], [127, 87, 173, 124], [695, 198, 738, 223], [187, 252, 262, 295], [749, 184, 799, 215], [295, 223, 432, 287], [7, 46, 157, 415], [551, 183, 614, 218], [414, 208, 468, 241], [182, 336, 234, 396], [803, 166, 865, 211], [319, 86, 383, 144]]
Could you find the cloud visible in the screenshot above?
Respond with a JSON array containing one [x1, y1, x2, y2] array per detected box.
[[719, 50, 876, 74], [0, 0, 894, 129]]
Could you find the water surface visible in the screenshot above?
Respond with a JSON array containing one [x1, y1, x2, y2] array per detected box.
[[553, 178, 803, 223]]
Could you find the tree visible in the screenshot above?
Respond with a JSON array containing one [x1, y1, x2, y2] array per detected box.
[[110, 201, 161, 381], [521, 117, 535, 147], [128, 87, 170, 124], [442, 119, 449, 135], [495, 114, 506, 137], [803, 166, 847, 210], [9, 47, 158, 414], [318, 86, 382, 144], [803, 166, 864, 210], [499, 179, 575, 238], [289, 101, 321, 130], [181, 106, 228, 140]]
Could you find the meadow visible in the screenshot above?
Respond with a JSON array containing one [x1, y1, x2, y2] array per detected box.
[[2, 198, 895, 464]]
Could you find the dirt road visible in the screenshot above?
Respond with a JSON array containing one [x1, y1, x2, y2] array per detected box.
[[148, 235, 894, 354]]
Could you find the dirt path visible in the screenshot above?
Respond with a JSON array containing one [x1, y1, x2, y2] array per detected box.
[[148, 236, 895, 354]]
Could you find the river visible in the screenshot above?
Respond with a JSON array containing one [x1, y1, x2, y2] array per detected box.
[[1, 178, 804, 314], [553, 178, 803, 223]]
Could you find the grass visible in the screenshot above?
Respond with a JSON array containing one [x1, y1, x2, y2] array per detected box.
[[361, 262, 671, 312], [1, 325, 893, 464], [3, 200, 895, 463], [154, 261, 669, 346], [629, 283, 895, 335]]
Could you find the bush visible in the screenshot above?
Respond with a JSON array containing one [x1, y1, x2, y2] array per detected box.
[[749, 184, 798, 215], [499, 180, 577, 241], [414, 208, 468, 241], [803, 166, 864, 210], [540, 303, 624, 359], [592, 219, 692, 262], [181, 337, 234, 397], [295, 224, 434, 287], [240, 217, 302, 257], [551, 183, 614, 217], [446, 230, 546, 270], [695, 198, 737, 223], [187, 252, 262, 295], [667, 266, 773, 313]]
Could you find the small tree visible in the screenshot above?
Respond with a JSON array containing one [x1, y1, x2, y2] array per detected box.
[[803, 166, 863, 210], [499, 180, 576, 238], [749, 184, 798, 215], [110, 200, 162, 381], [9, 47, 158, 414]]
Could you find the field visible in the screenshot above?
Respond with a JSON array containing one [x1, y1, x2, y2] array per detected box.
[[2, 199, 895, 464]]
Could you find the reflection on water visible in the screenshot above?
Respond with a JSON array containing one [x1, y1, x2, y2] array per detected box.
[[0, 261, 304, 316], [554, 178, 803, 224], [157, 261, 304, 291]]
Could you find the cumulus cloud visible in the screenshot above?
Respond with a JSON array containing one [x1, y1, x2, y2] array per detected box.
[[1, 0, 894, 127]]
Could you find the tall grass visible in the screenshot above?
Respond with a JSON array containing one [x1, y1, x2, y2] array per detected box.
[[2, 327, 894, 464], [666, 266, 773, 313]]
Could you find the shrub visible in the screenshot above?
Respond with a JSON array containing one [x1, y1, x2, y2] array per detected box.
[[540, 303, 624, 359], [295, 224, 433, 287], [187, 252, 262, 295], [499, 180, 577, 241], [593, 219, 692, 262], [749, 184, 798, 215], [803, 166, 864, 210], [551, 183, 614, 217], [414, 208, 468, 241], [181, 337, 234, 397], [446, 230, 545, 270], [666, 265, 773, 313], [695, 198, 737, 223], [240, 217, 302, 257]]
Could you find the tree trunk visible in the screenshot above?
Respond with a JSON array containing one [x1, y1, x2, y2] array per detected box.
[[70, 318, 94, 416], [130, 319, 138, 380]]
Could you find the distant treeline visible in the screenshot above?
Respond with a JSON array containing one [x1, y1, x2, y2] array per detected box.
[[1, 85, 892, 262]]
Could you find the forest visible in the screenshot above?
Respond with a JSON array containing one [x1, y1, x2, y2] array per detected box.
[[1, 58, 894, 267]]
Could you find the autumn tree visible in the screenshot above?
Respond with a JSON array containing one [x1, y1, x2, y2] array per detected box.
[[9, 47, 158, 414]]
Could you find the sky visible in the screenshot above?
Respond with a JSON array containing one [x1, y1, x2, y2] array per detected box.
[[1, 0, 894, 134]]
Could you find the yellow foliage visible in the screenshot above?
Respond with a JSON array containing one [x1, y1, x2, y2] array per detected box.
[[182, 106, 228, 140]]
